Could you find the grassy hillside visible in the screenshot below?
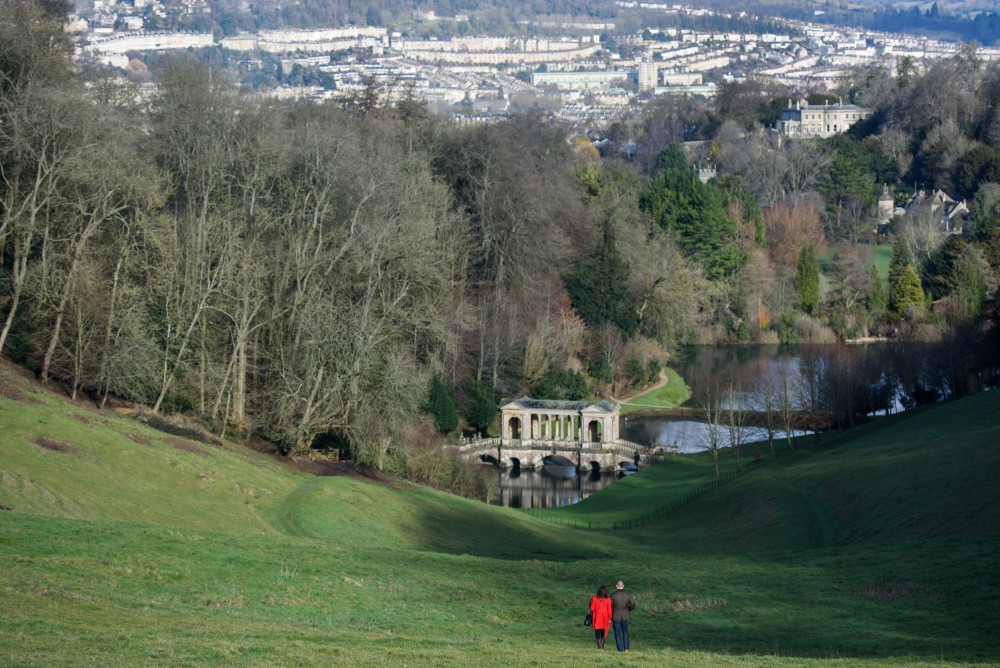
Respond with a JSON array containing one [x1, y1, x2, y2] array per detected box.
[[1, 361, 998, 666]]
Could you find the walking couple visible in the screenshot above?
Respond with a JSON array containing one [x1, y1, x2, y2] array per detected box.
[[588, 580, 636, 651]]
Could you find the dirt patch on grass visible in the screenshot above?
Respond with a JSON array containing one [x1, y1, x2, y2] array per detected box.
[[35, 437, 73, 454], [0, 384, 42, 404], [292, 457, 396, 485], [127, 433, 152, 445], [167, 438, 208, 457], [668, 596, 729, 612], [135, 410, 221, 446], [0, 384, 22, 400], [70, 413, 91, 426], [859, 579, 918, 600]]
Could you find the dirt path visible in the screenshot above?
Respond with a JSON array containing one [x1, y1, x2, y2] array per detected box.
[[614, 370, 670, 407]]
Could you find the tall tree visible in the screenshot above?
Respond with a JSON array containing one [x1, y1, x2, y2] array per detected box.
[[426, 375, 458, 434], [888, 237, 918, 315], [565, 222, 638, 336], [643, 144, 745, 279], [893, 266, 925, 317], [795, 245, 820, 315], [467, 378, 497, 437]]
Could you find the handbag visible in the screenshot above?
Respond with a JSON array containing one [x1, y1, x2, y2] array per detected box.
[[584, 611, 593, 627]]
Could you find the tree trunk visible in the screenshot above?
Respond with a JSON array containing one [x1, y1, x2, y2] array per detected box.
[[97, 252, 125, 408]]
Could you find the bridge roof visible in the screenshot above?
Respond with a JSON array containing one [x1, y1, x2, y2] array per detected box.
[[499, 396, 619, 414]]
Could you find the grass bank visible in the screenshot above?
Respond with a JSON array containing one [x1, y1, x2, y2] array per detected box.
[[620, 367, 691, 414]]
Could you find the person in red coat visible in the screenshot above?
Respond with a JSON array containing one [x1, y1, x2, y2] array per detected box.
[[589, 585, 612, 649]]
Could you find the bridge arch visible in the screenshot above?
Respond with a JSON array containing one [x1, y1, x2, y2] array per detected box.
[[528, 455, 547, 470]]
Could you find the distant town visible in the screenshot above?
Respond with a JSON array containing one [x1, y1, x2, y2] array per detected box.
[[72, 2, 1000, 125]]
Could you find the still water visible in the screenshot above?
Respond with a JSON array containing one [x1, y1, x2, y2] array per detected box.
[[492, 467, 619, 508], [622, 419, 809, 454]]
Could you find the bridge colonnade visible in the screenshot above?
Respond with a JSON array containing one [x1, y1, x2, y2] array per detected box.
[[499, 397, 619, 446]]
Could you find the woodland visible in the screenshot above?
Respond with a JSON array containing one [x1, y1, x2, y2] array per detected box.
[[2, 0, 1000, 483]]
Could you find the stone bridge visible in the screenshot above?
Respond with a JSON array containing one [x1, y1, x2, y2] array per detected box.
[[451, 437, 667, 473]]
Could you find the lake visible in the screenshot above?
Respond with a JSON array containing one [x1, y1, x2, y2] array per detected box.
[[493, 342, 973, 506]]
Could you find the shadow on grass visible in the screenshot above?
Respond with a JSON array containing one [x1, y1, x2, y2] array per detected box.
[[407, 492, 620, 561]]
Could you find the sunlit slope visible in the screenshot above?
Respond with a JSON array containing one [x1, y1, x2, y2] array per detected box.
[[0, 372, 608, 560], [0, 387, 296, 534], [622, 389, 1000, 554]]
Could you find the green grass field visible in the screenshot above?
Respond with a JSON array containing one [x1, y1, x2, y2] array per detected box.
[[2, 362, 999, 666], [822, 244, 892, 280], [620, 367, 691, 414], [872, 244, 892, 281]]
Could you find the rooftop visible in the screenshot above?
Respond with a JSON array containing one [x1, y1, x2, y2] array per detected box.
[[500, 396, 619, 413]]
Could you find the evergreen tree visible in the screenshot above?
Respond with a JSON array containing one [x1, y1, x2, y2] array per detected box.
[[966, 184, 1000, 243], [927, 236, 987, 316], [952, 250, 987, 317], [893, 266, 925, 317], [888, 238, 918, 315], [925, 235, 968, 299], [564, 222, 638, 335], [642, 144, 745, 279], [426, 375, 458, 434], [467, 379, 497, 436], [795, 245, 820, 315]]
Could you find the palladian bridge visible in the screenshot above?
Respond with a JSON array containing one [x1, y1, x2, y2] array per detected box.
[[453, 397, 663, 473]]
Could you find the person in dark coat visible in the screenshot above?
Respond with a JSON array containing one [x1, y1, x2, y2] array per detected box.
[[589, 585, 612, 649], [610, 580, 636, 652]]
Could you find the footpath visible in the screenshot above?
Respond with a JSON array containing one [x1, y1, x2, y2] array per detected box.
[[613, 371, 670, 408]]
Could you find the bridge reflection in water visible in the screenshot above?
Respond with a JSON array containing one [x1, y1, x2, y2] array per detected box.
[[493, 467, 617, 508]]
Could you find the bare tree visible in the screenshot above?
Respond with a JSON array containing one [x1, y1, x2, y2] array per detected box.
[[756, 367, 780, 458], [38, 112, 160, 382], [0, 87, 85, 355], [699, 370, 726, 480], [777, 366, 799, 453], [783, 140, 831, 208], [724, 382, 750, 471]]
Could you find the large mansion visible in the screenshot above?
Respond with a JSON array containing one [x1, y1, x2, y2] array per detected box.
[[778, 99, 872, 138]]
